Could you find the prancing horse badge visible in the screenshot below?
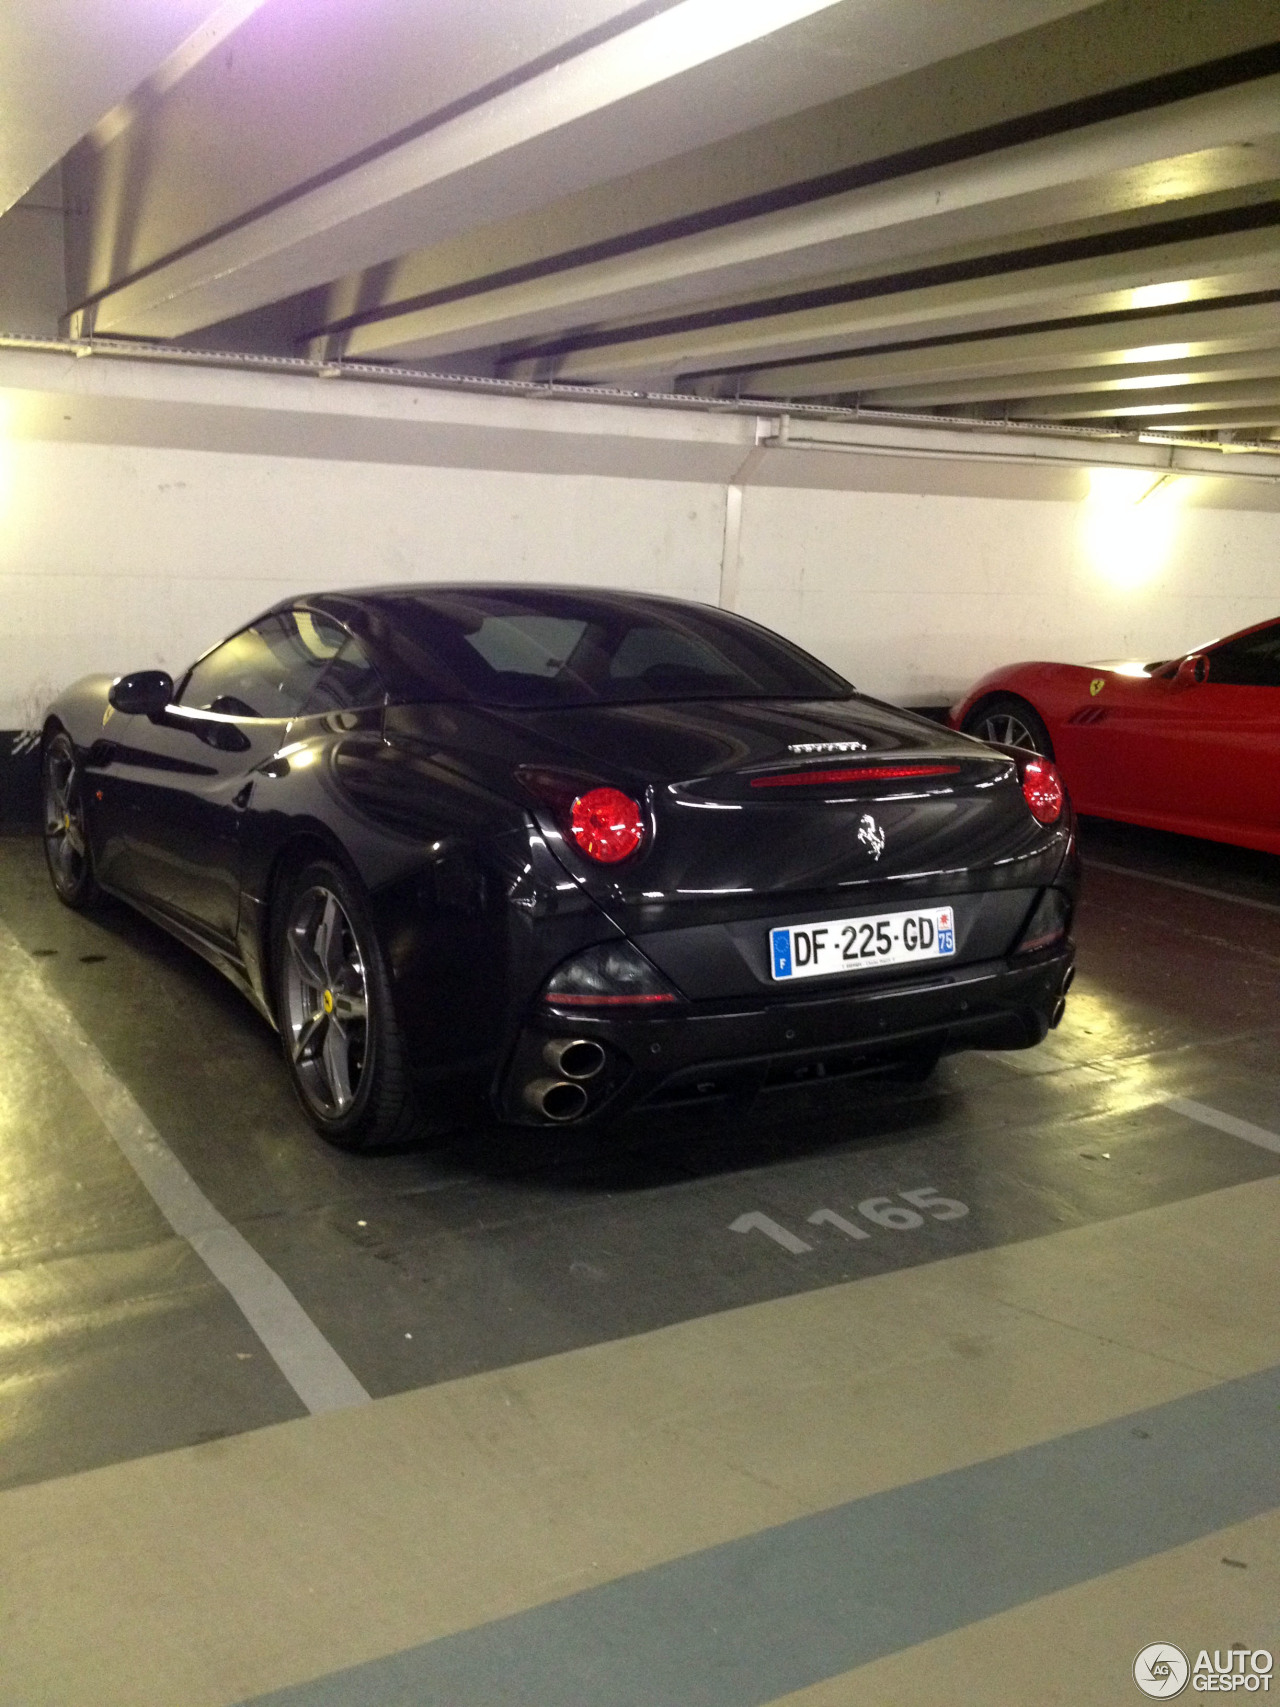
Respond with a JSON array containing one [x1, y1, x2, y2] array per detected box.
[[858, 813, 886, 860]]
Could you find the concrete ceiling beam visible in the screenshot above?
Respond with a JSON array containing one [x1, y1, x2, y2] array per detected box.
[[1011, 376, 1280, 416], [862, 345, 1280, 406], [1109, 408, 1280, 428], [681, 298, 1280, 397], [77, 0, 1100, 340], [501, 223, 1280, 382], [0, 0, 236, 214], [300, 0, 1280, 359], [335, 77, 1280, 362]]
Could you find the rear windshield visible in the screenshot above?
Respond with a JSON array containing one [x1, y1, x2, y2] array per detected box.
[[358, 591, 851, 708]]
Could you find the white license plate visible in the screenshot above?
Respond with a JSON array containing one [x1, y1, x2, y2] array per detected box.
[[770, 906, 956, 981]]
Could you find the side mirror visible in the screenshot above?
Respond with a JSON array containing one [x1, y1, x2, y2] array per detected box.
[[109, 670, 174, 717], [1174, 653, 1208, 688]]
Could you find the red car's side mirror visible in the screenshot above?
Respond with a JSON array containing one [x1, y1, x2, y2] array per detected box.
[[1174, 653, 1209, 688]]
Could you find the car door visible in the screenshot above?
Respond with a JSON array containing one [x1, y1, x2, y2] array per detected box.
[[1065, 622, 1280, 837], [1181, 621, 1280, 838], [98, 610, 347, 946]]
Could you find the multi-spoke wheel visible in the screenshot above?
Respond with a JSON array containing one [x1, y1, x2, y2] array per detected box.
[[42, 731, 100, 909], [963, 694, 1054, 759], [274, 860, 420, 1149]]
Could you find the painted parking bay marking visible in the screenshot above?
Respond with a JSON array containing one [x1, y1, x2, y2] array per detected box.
[[1167, 1098, 1280, 1156], [808, 1208, 869, 1241], [731, 1188, 969, 1253], [1089, 859, 1280, 917], [0, 919, 370, 1416], [729, 1213, 813, 1254]]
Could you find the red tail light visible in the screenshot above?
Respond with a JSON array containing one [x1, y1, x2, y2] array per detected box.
[[1021, 757, 1065, 824], [569, 788, 645, 864]]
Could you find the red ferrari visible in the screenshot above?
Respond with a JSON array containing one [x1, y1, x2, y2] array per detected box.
[[949, 616, 1280, 856]]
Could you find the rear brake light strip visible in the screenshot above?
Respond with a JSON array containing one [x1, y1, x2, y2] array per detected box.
[[750, 765, 960, 789]]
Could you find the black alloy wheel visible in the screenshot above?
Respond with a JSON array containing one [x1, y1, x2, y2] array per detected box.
[[963, 694, 1054, 759], [42, 731, 100, 909], [274, 859, 420, 1150]]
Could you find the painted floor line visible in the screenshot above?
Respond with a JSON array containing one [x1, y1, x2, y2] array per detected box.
[[1087, 859, 1280, 915], [238, 1365, 1280, 1707], [1167, 1097, 1280, 1156], [0, 920, 370, 1416]]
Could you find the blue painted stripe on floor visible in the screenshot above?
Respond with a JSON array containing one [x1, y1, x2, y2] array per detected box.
[[243, 1365, 1280, 1707]]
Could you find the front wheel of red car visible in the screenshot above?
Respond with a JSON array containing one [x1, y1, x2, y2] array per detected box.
[[274, 859, 423, 1151], [963, 694, 1054, 760]]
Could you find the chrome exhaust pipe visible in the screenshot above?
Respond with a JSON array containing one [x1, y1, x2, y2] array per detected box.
[[1050, 997, 1066, 1029], [543, 1037, 607, 1081], [523, 1078, 590, 1122]]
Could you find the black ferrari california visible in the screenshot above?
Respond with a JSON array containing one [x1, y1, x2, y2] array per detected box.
[[41, 586, 1077, 1148]]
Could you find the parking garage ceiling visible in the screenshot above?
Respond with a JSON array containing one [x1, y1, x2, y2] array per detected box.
[[5, 0, 1280, 438]]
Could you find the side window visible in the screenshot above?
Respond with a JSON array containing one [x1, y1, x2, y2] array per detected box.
[[179, 610, 343, 718], [300, 633, 386, 713], [1208, 622, 1280, 687]]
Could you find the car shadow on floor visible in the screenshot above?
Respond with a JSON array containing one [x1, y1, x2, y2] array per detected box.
[[433, 1067, 966, 1195]]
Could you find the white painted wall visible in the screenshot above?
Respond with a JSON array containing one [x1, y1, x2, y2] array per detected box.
[[737, 481, 1280, 706], [0, 438, 725, 727], [1, 357, 1277, 731]]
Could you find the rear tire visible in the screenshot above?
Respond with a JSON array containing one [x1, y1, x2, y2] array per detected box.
[[42, 731, 101, 910], [963, 694, 1054, 760], [273, 859, 421, 1150]]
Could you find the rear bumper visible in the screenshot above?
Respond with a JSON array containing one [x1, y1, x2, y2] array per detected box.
[[496, 943, 1074, 1125]]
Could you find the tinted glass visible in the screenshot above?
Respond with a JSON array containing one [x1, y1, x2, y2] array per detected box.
[[1207, 622, 1280, 687], [301, 634, 386, 713], [465, 614, 587, 678], [179, 610, 348, 718], [361, 591, 849, 707]]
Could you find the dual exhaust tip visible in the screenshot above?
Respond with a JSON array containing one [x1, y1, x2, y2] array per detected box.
[[523, 1037, 608, 1123], [1050, 964, 1077, 1030]]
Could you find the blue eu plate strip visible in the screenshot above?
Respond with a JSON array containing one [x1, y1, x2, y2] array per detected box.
[[770, 928, 792, 978]]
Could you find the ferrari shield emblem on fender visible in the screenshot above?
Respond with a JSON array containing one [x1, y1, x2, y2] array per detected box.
[[857, 813, 886, 860], [1089, 677, 1106, 696]]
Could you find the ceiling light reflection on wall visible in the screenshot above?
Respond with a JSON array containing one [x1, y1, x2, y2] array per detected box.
[[1080, 466, 1187, 591]]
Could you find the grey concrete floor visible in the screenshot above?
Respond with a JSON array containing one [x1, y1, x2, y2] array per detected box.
[[2, 816, 1280, 1706], [1, 818, 1277, 1490]]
